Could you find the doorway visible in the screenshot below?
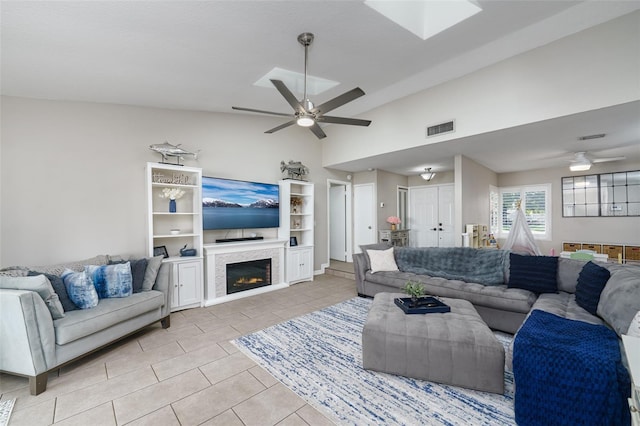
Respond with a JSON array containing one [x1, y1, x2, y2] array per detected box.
[[327, 179, 353, 263]]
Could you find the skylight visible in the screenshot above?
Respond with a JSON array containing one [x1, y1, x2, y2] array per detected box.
[[365, 0, 482, 40], [254, 67, 339, 96]]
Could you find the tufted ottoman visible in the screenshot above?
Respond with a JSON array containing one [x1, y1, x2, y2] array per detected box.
[[362, 292, 505, 394]]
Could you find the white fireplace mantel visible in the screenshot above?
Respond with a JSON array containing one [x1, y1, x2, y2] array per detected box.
[[203, 239, 288, 306]]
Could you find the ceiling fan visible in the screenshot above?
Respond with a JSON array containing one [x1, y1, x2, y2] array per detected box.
[[232, 32, 371, 140], [569, 151, 626, 171]]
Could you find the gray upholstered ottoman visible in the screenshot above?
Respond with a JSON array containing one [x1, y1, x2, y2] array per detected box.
[[362, 292, 505, 394]]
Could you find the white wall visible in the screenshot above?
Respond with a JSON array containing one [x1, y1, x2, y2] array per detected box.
[[460, 156, 498, 229], [322, 11, 640, 168], [497, 160, 640, 255], [0, 96, 347, 268]]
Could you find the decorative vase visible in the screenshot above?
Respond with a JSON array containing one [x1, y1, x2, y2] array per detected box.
[[391, 224, 397, 231], [169, 199, 176, 213]]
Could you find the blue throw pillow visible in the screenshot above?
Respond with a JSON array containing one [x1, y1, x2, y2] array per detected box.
[[28, 270, 78, 311], [575, 261, 611, 315], [61, 269, 99, 309], [86, 262, 133, 298], [507, 253, 558, 294], [109, 258, 147, 293]]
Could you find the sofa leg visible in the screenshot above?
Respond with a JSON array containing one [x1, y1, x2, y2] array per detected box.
[[161, 315, 170, 329], [30, 372, 48, 395]]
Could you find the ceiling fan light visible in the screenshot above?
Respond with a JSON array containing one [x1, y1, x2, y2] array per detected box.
[[297, 116, 315, 127], [421, 168, 436, 181], [570, 162, 591, 172]]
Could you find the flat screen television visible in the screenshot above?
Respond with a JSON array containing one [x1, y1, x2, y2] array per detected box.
[[202, 176, 280, 230]]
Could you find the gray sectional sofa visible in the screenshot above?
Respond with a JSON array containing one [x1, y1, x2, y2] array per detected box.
[[354, 245, 640, 337], [0, 255, 172, 395]]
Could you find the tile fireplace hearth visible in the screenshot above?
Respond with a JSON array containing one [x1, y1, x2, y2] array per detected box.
[[203, 239, 287, 305]]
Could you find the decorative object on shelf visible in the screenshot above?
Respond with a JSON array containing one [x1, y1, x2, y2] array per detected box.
[[280, 160, 309, 180], [291, 196, 303, 213], [152, 171, 193, 185], [387, 216, 401, 231], [403, 281, 425, 307], [289, 236, 298, 247], [149, 141, 199, 165], [294, 219, 301, 229], [180, 245, 197, 257], [153, 246, 169, 258], [159, 187, 185, 213], [170, 229, 180, 235]]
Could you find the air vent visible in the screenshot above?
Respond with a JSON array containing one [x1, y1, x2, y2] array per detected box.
[[578, 133, 605, 140], [426, 120, 455, 137]]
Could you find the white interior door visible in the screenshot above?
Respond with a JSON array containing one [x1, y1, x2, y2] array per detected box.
[[329, 185, 347, 261], [353, 183, 376, 253], [409, 186, 438, 247], [438, 184, 455, 247]]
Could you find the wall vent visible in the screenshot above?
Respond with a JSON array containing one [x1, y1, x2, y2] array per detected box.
[[426, 120, 455, 137]]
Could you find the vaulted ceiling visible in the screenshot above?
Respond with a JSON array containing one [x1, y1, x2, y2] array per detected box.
[[2, 1, 639, 175]]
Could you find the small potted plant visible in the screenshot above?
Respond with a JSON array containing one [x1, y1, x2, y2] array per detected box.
[[404, 281, 425, 307], [387, 216, 401, 231]]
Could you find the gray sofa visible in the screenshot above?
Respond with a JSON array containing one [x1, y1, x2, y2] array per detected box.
[[354, 245, 640, 336], [0, 255, 172, 395]]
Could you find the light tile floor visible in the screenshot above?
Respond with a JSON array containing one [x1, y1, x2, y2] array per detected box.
[[0, 274, 357, 425]]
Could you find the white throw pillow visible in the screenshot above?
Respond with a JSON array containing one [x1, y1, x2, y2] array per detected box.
[[367, 247, 399, 273], [627, 311, 640, 337]]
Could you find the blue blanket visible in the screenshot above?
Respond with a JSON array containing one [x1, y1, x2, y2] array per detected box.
[[394, 247, 508, 285], [513, 310, 630, 426]]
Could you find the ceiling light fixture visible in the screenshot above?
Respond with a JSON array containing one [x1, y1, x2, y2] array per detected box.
[[297, 115, 315, 127], [569, 152, 593, 171], [421, 168, 436, 181]]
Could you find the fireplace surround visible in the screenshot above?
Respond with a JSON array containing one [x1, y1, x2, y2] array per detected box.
[[203, 239, 287, 305]]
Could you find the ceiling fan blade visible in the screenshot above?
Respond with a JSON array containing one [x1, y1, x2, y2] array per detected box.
[[308, 122, 327, 139], [317, 115, 372, 126], [232, 106, 292, 117], [592, 156, 626, 163], [270, 79, 305, 114], [265, 120, 297, 134], [312, 87, 365, 115]]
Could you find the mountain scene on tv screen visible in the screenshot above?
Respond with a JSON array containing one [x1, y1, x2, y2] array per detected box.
[[202, 198, 278, 208], [202, 178, 280, 229]]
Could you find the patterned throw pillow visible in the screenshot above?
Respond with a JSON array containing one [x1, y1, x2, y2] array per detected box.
[[61, 269, 99, 309], [86, 263, 133, 298], [367, 247, 399, 273], [109, 258, 147, 293], [575, 261, 611, 315]]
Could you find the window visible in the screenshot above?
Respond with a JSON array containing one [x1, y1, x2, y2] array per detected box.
[[491, 184, 551, 240]]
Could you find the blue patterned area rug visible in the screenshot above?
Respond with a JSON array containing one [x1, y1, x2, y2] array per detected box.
[[233, 297, 516, 425], [0, 398, 15, 426]]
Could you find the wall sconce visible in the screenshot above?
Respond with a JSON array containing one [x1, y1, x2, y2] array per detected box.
[[421, 168, 436, 181]]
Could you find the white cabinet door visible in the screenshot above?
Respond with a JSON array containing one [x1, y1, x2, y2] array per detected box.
[[287, 247, 313, 284], [171, 259, 202, 310]]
